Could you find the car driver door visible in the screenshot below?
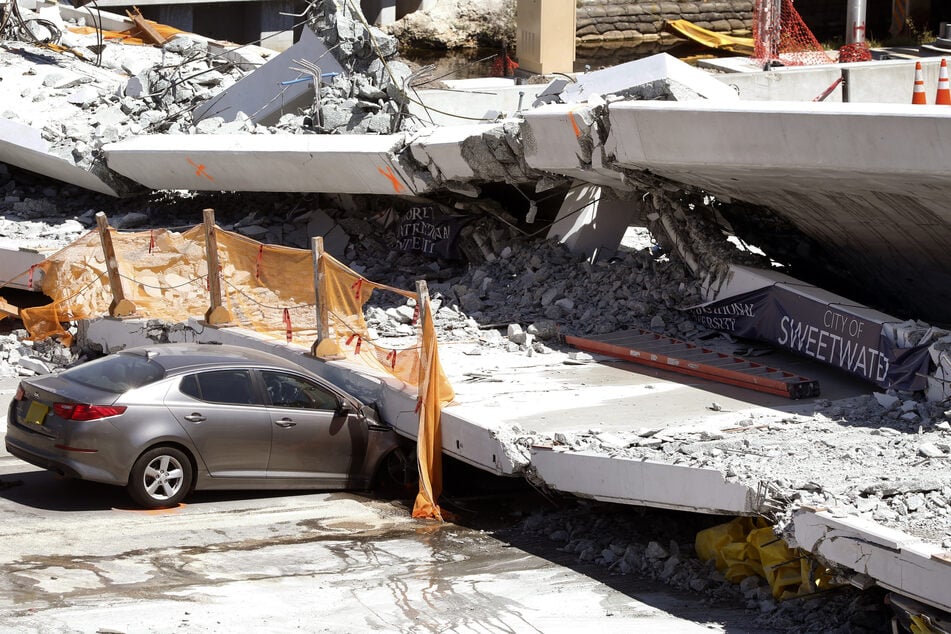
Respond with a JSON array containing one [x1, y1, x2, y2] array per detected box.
[[260, 370, 359, 483]]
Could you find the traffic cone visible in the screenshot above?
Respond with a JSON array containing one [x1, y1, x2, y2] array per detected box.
[[912, 61, 927, 104], [936, 58, 951, 106]]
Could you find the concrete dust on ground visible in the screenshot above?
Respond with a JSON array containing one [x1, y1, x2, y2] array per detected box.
[[0, 452, 766, 633]]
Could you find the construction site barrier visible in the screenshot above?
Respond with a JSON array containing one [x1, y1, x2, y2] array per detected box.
[[5, 210, 454, 520]]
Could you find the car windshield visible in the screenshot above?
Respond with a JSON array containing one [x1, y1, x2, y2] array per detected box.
[[63, 352, 165, 393]]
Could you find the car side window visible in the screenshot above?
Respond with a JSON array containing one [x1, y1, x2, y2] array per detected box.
[[262, 371, 339, 411], [179, 370, 261, 405]]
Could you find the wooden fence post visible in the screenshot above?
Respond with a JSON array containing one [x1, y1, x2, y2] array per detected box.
[[95, 212, 135, 318], [416, 280, 429, 326], [311, 237, 328, 355], [202, 208, 232, 325]]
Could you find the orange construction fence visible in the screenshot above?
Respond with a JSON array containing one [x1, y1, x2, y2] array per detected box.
[[8, 211, 454, 520]]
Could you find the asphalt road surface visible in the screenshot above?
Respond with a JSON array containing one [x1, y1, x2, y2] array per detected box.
[[0, 376, 766, 633]]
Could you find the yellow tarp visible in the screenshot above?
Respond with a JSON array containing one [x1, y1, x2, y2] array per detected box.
[[665, 20, 755, 55], [695, 517, 836, 600], [411, 293, 451, 520]]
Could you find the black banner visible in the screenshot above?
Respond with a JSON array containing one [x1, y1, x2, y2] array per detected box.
[[394, 205, 467, 259], [693, 286, 932, 390]]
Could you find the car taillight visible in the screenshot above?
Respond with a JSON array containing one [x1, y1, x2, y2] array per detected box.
[[14, 385, 24, 401], [53, 403, 127, 421]]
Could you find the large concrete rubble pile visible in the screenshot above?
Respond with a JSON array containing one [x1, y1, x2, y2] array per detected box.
[[0, 0, 428, 195]]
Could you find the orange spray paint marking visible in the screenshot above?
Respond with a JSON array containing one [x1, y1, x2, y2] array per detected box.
[[187, 158, 214, 182], [568, 108, 581, 138], [378, 166, 405, 193], [116, 504, 186, 514]]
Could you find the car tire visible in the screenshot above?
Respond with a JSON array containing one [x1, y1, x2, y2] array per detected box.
[[127, 446, 193, 509]]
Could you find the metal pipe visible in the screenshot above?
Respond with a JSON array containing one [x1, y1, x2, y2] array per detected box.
[[846, 0, 867, 44]]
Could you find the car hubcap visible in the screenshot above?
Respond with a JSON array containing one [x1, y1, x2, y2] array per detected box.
[[143, 455, 184, 500]]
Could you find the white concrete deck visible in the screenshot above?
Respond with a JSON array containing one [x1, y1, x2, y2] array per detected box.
[[103, 134, 423, 194], [0, 118, 120, 196]]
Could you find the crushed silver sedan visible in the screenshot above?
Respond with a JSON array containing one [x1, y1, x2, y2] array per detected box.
[[6, 342, 407, 508]]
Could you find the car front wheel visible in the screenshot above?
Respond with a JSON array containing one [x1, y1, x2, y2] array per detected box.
[[127, 446, 193, 508]]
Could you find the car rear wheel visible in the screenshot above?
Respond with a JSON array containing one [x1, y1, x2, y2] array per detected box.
[[127, 446, 193, 509]]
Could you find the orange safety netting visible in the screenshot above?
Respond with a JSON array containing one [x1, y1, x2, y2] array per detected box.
[[20, 226, 318, 346], [314, 253, 455, 519], [752, 0, 834, 66], [15, 221, 454, 519]]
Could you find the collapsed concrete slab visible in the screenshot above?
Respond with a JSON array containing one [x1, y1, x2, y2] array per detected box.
[[103, 133, 423, 194], [192, 28, 347, 126], [546, 182, 638, 261], [598, 99, 951, 325], [0, 118, 122, 196], [0, 247, 45, 291], [793, 509, 951, 613], [531, 449, 765, 515], [534, 53, 741, 106]]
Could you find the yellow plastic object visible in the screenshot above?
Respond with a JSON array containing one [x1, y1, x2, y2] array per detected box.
[[696, 517, 835, 600], [664, 20, 755, 55]]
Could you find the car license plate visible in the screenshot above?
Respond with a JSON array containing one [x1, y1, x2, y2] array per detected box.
[[25, 401, 49, 426]]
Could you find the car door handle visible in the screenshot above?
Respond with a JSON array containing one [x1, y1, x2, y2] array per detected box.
[[184, 413, 206, 422], [274, 418, 296, 428]]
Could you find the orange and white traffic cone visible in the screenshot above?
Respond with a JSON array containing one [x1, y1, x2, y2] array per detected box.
[[936, 58, 951, 105], [912, 61, 928, 104]]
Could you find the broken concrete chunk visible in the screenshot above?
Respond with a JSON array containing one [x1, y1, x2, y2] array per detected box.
[[527, 320, 558, 340], [918, 443, 947, 458], [66, 86, 100, 106], [644, 541, 669, 559], [18, 357, 51, 375]]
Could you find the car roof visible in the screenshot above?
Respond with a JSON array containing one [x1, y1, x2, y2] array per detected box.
[[118, 342, 311, 375]]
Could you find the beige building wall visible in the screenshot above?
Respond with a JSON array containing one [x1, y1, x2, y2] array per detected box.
[[516, 0, 577, 74]]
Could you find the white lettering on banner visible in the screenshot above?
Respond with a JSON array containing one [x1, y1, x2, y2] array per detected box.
[[695, 315, 737, 331], [703, 302, 755, 317], [396, 235, 437, 254], [779, 315, 888, 382], [822, 309, 865, 338], [397, 206, 451, 255]]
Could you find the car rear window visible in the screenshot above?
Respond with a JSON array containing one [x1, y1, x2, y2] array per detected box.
[[63, 353, 166, 393]]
